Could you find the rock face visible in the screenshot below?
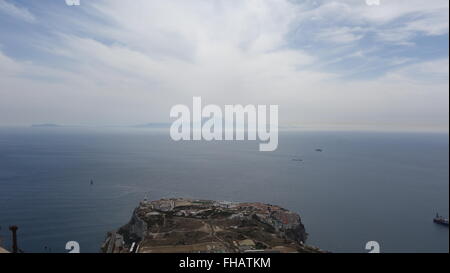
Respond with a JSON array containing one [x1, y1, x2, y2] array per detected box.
[[102, 198, 322, 253]]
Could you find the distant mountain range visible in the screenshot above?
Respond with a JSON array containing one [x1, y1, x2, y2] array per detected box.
[[132, 123, 171, 128], [29, 123, 299, 129], [29, 123, 171, 128], [31, 123, 62, 128]]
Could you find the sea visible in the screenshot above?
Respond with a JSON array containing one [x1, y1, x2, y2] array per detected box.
[[0, 127, 448, 253]]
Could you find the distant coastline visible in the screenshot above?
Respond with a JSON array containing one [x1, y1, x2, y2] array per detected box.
[[31, 123, 62, 128]]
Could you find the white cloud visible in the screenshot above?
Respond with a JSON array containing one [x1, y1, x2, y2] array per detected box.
[[296, 0, 449, 45], [383, 58, 449, 84], [0, 0, 448, 131], [0, 50, 23, 75], [315, 27, 365, 44], [0, 0, 36, 23]]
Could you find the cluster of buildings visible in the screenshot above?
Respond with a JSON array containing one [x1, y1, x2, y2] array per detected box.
[[229, 202, 302, 232]]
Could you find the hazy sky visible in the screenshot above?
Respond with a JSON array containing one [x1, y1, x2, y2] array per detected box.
[[0, 0, 448, 131]]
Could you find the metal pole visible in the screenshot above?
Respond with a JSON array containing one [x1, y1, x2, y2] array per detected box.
[[9, 226, 18, 253]]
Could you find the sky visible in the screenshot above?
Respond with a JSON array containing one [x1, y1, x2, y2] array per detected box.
[[0, 0, 448, 131]]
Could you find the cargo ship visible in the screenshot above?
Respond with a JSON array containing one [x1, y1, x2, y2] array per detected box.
[[433, 213, 449, 226]]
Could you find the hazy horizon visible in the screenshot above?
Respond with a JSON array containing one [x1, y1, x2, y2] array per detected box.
[[1, 123, 449, 134]]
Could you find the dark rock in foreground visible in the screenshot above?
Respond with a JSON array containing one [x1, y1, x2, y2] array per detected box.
[[102, 198, 323, 253]]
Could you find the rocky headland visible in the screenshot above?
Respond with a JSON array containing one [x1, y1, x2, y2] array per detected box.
[[102, 198, 323, 253]]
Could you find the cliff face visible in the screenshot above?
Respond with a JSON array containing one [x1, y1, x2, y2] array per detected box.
[[102, 198, 322, 253], [120, 208, 148, 242]]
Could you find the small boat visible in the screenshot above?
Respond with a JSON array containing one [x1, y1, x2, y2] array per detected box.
[[433, 213, 449, 226], [90, 179, 94, 185]]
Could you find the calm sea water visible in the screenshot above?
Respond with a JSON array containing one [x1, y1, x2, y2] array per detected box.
[[0, 127, 448, 253]]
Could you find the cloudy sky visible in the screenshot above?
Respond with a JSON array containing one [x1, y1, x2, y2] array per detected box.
[[0, 0, 448, 131]]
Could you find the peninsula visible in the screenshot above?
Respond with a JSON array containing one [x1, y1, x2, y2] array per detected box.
[[102, 198, 323, 253]]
